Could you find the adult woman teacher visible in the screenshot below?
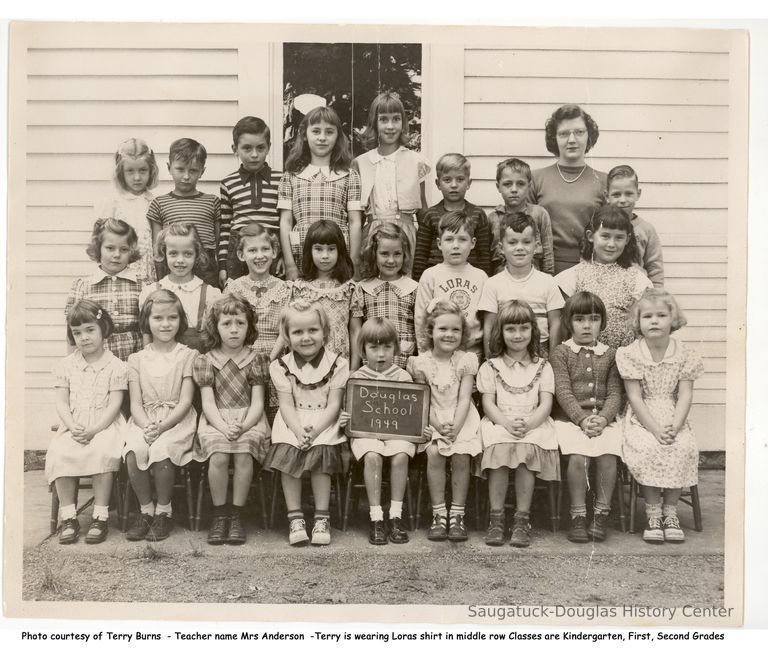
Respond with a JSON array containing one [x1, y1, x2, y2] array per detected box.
[[531, 104, 607, 274]]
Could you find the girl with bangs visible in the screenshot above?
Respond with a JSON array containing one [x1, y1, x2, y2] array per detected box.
[[291, 220, 357, 358], [555, 205, 652, 349], [476, 300, 559, 548], [192, 294, 271, 546], [278, 106, 362, 279], [353, 91, 430, 273]]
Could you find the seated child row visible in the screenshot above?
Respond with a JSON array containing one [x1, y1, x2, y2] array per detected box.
[[49, 283, 703, 550], [103, 100, 663, 291]]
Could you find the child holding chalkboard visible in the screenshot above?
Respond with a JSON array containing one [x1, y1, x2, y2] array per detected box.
[[347, 317, 417, 545], [476, 300, 559, 548], [407, 300, 481, 542], [264, 299, 350, 546]]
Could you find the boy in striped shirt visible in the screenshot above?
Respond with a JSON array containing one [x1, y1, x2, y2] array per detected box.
[[218, 117, 283, 285], [148, 138, 221, 287]]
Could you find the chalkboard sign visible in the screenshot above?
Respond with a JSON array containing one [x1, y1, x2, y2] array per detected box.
[[346, 379, 431, 443]]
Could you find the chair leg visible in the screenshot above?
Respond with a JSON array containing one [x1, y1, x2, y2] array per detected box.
[[333, 475, 344, 530], [50, 484, 60, 535], [195, 464, 207, 532], [121, 480, 134, 533], [183, 467, 195, 530], [405, 476, 416, 531], [547, 480, 559, 532], [690, 485, 703, 532], [269, 474, 280, 529], [414, 467, 424, 529], [342, 471, 354, 532], [256, 470, 269, 529], [111, 475, 123, 528], [614, 472, 627, 533], [629, 476, 638, 534]]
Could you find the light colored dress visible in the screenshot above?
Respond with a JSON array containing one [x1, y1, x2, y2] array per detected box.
[[616, 338, 704, 488], [556, 260, 652, 349], [264, 348, 349, 477], [476, 355, 560, 480], [291, 278, 356, 358], [96, 189, 156, 287], [123, 343, 198, 470], [192, 348, 271, 462], [407, 350, 481, 457], [45, 350, 127, 483], [349, 364, 417, 460]]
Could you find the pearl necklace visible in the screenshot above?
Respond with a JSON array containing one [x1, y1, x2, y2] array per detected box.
[[556, 163, 587, 184]]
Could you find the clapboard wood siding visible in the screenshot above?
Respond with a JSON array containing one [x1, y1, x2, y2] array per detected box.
[[462, 45, 730, 449], [21, 41, 268, 451]]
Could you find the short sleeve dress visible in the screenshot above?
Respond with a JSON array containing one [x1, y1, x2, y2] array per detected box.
[[348, 364, 417, 460], [291, 278, 356, 358], [45, 350, 128, 484], [351, 276, 417, 369], [550, 340, 624, 458], [192, 348, 272, 463], [556, 260, 652, 348], [407, 350, 482, 457], [616, 338, 704, 488], [123, 343, 198, 470], [264, 348, 350, 478], [476, 356, 560, 481]]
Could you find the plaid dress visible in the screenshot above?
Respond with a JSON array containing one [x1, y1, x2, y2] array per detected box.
[[225, 275, 292, 413], [277, 165, 362, 269], [290, 278, 355, 358], [65, 267, 142, 362], [351, 276, 418, 369], [192, 348, 271, 462]]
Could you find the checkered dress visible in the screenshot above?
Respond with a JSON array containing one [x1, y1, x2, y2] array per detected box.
[[192, 349, 271, 462], [65, 268, 142, 362], [225, 275, 291, 411], [351, 276, 418, 369], [290, 279, 355, 358], [277, 166, 362, 268]]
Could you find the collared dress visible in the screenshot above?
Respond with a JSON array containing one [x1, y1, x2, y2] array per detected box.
[[349, 364, 417, 460], [616, 338, 704, 488], [65, 266, 142, 362], [556, 260, 652, 349], [45, 349, 127, 484], [407, 350, 481, 457], [95, 188, 156, 286], [264, 349, 350, 478], [355, 146, 431, 274], [550, 339, 623, 457], [139, 276, 222, 353], [277, 164, 362, 269], [476, 355, 560, 480], [192, 348, 271, 462], [351, 276, 418, 369], [290, 278, 356, 358], [123, 343, 198, 470]]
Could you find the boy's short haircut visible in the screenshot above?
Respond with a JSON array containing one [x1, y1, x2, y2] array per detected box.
[[607, 164, 639, 188], [499, 212, 536, 240], [168, 138, 207, 166], [495, 157, 532, 184], [435, 153, 470, 177], [232, 116, 271, 148], [438, 210, 478, 237]]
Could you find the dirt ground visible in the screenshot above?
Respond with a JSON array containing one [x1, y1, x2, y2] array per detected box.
[[23, 544, 723, 607]]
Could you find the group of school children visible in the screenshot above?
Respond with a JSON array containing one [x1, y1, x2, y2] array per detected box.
[[48, 96, 704, 552]]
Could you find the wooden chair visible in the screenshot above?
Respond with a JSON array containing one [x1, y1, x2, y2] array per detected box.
[[194, 459, 270, 532], [628, 474, 702, 533], [341, 458, 415, 531]]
